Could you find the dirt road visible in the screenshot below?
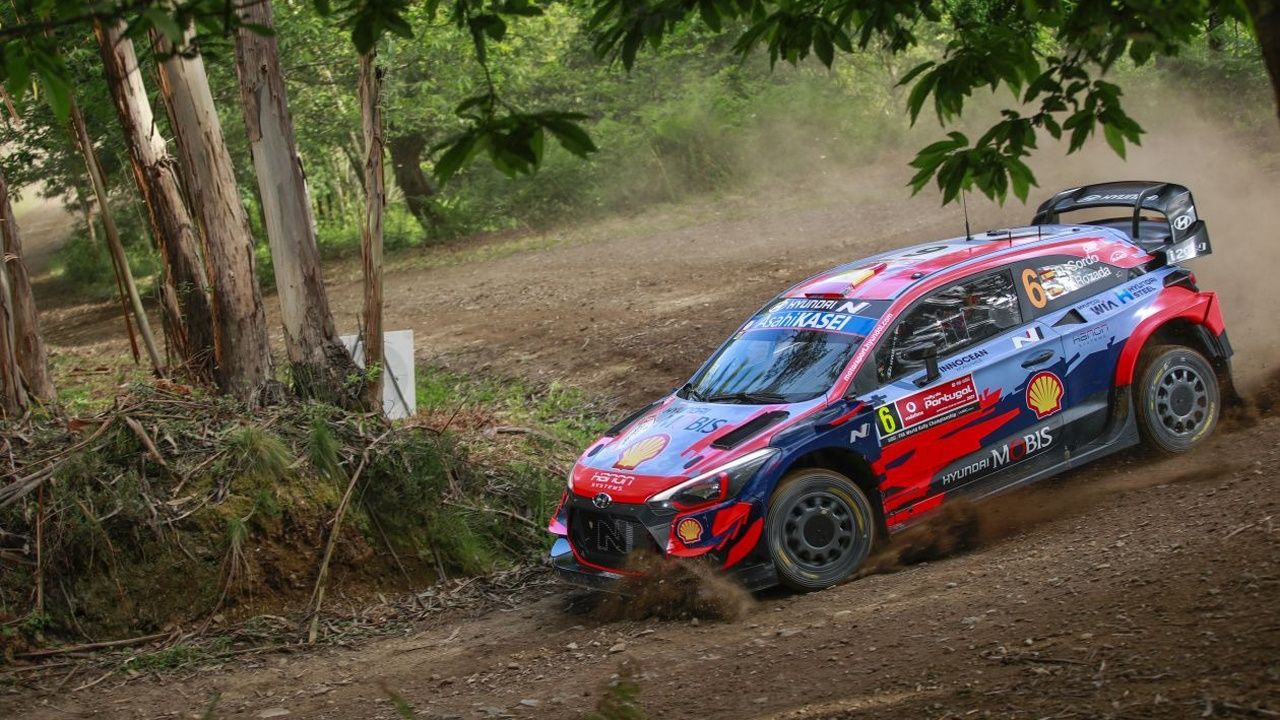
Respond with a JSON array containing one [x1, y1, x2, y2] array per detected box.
[[11, 104, 1280, 719]]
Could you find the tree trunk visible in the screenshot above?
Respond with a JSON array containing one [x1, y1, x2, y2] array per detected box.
[[388, 133, 443, 235], [0, 173, 27, 415], [0, 244, 24, 416], [233, 0, 360, 406], [1248, 0, 1280, 125], [153, 30, 274, 400], [0, 168, 54, 405], [96, 20, 216, 382], [68, 100, 166, 375], [359, 52, 385, 411]]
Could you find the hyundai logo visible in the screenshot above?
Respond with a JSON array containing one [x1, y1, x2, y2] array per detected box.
[[592, 493, 612, 509]]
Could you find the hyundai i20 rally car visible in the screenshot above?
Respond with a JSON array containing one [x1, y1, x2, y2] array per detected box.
[[548, 180, 1233, 591]]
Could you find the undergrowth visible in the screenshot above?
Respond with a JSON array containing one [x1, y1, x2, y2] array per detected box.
[[0, 371, 606, 652]]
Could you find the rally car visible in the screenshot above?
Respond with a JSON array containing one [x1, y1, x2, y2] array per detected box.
[[548, 180, 1232, 591]]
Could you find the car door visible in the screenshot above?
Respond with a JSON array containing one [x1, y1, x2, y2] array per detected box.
[[858, 267, 1070, 529], [1010, 252, 1134, 455]]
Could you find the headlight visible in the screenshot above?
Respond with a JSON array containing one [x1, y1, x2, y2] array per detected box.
[[647, 448, 778, 511]]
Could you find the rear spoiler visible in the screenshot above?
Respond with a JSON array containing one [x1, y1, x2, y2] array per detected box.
[[1032, 181, 1211, 265]]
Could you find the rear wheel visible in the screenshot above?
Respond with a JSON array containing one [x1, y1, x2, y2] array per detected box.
[[766, 469, 875, 591], [1135, 344, 1220, 454]]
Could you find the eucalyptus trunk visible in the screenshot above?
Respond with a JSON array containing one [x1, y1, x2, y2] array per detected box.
[[153, 30, 274, 399], [96, 19, 216, 381], [0, 169, 54, 405], [359, 52, 385, 411], [68, 100, 165, 375], [233, 0, 360, 405], [0, 243, 24, 416]]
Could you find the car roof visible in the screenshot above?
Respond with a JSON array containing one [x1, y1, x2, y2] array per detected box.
[[785, 224, 1140, 302]]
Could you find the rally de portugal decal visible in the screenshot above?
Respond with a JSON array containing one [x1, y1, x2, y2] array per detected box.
[[875, 375, 980, 444], [1026, 372, 1064, 419]]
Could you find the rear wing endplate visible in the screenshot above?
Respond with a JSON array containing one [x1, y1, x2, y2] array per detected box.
[[1032, 181, 1211, 265]]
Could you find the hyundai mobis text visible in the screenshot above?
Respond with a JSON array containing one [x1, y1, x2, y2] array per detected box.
[[548, 181, 1233, 591]]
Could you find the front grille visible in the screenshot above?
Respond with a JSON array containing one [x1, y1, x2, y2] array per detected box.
[[569, 509, 658, 569]]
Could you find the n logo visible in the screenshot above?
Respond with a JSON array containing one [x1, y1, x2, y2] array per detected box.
[[1013, 327, 1045, 349], [849, 422, 872, 442], [595, 518, 632, 554]]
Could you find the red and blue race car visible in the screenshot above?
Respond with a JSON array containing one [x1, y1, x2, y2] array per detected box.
[[548, 181, 1233, 591]]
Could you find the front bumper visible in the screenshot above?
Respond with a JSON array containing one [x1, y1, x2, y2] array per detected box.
[[549, 537, 626, 591]]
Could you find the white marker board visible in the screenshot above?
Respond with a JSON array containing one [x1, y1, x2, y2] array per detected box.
[[340, 329, 416, 419]]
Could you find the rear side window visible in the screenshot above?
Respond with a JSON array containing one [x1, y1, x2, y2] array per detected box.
[[1017, 253, 1124, 315], [877, 270, 1022, 382]]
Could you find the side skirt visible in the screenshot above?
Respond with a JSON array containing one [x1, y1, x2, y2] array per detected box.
[[971, 387, 1140, 502]]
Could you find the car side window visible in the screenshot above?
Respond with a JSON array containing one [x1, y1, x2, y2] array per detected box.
[[1016, 254, 1125, 316], [876, 270, 1023, 382]]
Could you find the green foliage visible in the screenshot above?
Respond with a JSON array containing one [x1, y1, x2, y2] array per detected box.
[[582, 666, 647, 720], [416, 365, 611, 447], [307, 417, 344, 481], [123, 639, 232, 672], [226, 426, 294, 484], [585, 0, 1265, 203], [384, 686, 419, 719], [51, 212, 161, 296]]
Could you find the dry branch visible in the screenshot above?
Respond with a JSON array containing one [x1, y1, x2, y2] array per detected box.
[[15, 631, 170, 660], [307, 430, 390, 643]]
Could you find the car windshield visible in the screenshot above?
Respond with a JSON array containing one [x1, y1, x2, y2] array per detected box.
[[684, 328, 865, 404]]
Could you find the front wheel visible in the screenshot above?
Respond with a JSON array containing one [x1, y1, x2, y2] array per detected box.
[[1135, 345, 1220, 454], [766, 469, 876, 591]]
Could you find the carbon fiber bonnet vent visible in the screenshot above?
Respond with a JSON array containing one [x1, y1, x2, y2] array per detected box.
[[711, 411, 789, 450]]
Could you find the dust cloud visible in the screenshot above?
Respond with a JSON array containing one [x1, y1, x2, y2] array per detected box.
[[858, 448, 1246, 578], [934, 89, 1280, 393]]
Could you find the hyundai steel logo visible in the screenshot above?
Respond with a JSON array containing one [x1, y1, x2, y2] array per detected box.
[[592, 493, 612, 509]]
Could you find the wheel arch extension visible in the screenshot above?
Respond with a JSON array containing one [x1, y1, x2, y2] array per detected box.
[[1118, 315, 1237, 405], [1114, 291, 1231, 387], [778, 446, 887, 535]]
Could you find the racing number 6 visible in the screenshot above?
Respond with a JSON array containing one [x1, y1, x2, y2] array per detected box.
[[877, 406, 897, 434], [1022, 268, 1048, 309]]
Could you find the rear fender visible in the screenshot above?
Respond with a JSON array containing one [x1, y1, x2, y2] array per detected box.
[[1114, 288, 1224, 386]]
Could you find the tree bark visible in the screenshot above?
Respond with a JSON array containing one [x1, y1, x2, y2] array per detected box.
[[233, 0, 361, 406], [0, 245, 24, 416], [388, 133, 443, 235], [153, 30, 274, 399], [0, 174, 27, 415], [1248, 0, 1280, 125], [359, 52, 385, 411], [96, 20, 216, 382], [68, 99, 166, 375], [0, 168, 54, 405]]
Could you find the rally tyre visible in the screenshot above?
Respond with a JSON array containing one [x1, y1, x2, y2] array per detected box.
[[1135, 344, 1220, 455], [766, 469, 876, 592]]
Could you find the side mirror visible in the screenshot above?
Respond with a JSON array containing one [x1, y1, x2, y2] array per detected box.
[[905, 343, 941, 386]]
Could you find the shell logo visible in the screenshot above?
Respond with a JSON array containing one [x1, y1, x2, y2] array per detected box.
[[614, 434, 669, 470], [676, 517, 703, 544], [1026, 372, 1064, 419]]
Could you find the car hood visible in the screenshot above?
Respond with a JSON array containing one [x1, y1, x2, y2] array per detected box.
[[571, 394, 820, 504]]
